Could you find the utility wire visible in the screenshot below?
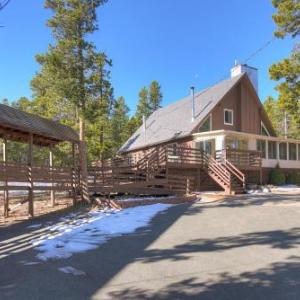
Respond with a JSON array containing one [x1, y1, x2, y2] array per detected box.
[[0, 0, 10, 11], [242, 36, 276, 64]]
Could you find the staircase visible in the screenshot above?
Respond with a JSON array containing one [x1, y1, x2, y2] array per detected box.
[[203, 152, 245, 195]]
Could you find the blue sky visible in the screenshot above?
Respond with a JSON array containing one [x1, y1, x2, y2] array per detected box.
[[0, 0, 295, 113]]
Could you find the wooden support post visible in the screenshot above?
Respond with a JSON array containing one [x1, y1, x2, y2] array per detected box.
[[3, 138, 9, 218], [79, 118, 90, 203], [186, 177, 190, 195], [71, 143, 77, 206], [49, 147, 55, 207], [28, 133, 34, 218]]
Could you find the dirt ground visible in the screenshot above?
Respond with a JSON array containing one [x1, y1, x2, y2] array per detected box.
[[0, 194, 74, 227]]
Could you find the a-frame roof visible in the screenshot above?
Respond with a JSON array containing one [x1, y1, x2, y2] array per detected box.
[[120, 73, 245, 153]]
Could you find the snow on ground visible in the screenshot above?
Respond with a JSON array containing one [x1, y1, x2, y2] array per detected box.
[[32, 203, 172, 261], [272, 184, 300, 193], [116, 195, 176, 202], [246, 187, 271, 195], [247, 184, 300, 195], [58, 266, 86, 276]]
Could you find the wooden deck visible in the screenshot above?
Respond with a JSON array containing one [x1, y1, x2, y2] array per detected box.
[[88, 146, 262, 196]]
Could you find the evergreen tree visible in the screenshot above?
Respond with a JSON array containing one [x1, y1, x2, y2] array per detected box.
[[149, 80, 162, 112], [269, 0, 300, 137], [135, 86, 150, 123], [31, 0, 108, 200], [110, 96, 130, 155], [264, 96, 299, 138], [86, 52, 114, 161]]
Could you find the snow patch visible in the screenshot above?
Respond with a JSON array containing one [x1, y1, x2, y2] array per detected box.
[[116, 196, 176, 202], [32, 203, 172, 261], [27, 224, 43, 229], [273, 184, 300, 192], [58, 266, 86, 276]]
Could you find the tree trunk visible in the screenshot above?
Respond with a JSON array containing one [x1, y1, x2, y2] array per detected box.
[[79, 116, 89, 202]]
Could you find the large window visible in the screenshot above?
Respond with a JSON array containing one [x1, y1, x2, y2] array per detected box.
[[198, 115, 211, 132], [268, 141, 277, 159], [279, 142, 287, 160], [289, 143, 297, 160], [256, 139, 266, 159], [224, 109, 233, 126], [225, 137, 248, 150]]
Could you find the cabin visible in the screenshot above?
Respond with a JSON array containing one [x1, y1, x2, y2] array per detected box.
[[114, 64, 300, 195]]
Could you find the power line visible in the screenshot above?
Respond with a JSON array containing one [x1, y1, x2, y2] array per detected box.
[[0, 0, 10, 11], [242, 36, 276, 64]]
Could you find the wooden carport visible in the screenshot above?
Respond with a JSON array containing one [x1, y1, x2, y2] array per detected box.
[[0, 104, 80, 218]]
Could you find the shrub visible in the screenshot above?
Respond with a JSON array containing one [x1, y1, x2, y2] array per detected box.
[[286, 171, 300, 185], [269, 165, 285, 185]]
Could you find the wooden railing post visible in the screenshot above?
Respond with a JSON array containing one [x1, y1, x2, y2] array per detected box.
[[49, 147, 55, 207], [186, 177, 191, 195], [3, 138, 9, 218], [71, 142, 77, 206], [28, 133, 34, 218]]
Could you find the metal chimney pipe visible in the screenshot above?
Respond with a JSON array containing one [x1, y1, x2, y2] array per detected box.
[[191, 86, 195, 122]]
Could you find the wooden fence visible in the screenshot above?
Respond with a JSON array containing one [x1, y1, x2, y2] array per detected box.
[[0, 161, 79, 217]]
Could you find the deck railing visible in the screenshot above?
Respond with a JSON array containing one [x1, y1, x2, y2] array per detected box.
[[215, 149, 262, 169]]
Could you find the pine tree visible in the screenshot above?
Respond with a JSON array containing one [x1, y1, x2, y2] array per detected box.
[[264, 96, 299, 139], [149, 80, 162, 112], [135, 86, 150, 123], [31, 0, 108, 201], [110, 96, 130, 155], [269, 0, 300, 138]]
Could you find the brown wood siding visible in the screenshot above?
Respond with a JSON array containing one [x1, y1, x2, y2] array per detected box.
[[211, 83, 240, 131], [211, 79, 275, 135]]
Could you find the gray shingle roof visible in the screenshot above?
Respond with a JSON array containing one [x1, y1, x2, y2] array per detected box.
[[120, 73, 244, 153], [0, 104, 79, 143]]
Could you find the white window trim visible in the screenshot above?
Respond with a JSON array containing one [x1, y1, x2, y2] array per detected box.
[[224, 109, 234, 126], [261, 121, 270, 136]]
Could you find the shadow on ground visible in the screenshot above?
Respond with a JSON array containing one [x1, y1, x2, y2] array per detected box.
[[108, 256, 300, 300], [1, 195, 300, 299]]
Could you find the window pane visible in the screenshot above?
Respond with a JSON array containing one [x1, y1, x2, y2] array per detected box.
[[224, 110, 233, 125], [279, 142, 287, 160], [256, 139, 266, 159], [225, 138, 248, 150], [289, 143, 297, 160], [198, 116, 211, 132], [268, 141, 277, 159]]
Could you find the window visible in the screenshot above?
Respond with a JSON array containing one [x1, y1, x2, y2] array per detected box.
[[198, 115, 211, 132], [170, 143, 178, 156], [279, 142, 287, 160], [268, 141, 277, 159], [224, 109, 233, 125], [261, 122, 270, 136], [289, 143, 297, 160], [225, 137, 248, 150], [256, 139, 266, 159], [196, 139, 215, 155]]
